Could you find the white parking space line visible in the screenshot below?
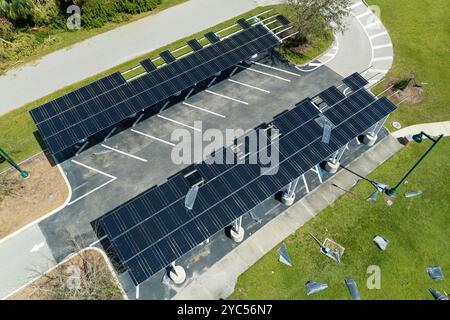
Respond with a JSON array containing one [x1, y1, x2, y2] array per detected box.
[[205, 89, 249, 105], [237, 65, 291, 82], [228, 79, 270, 93], [101, 144, 147, 162], [370, 31, 388, 39], [364, 21, 382, 29], [367, 68, 389, 73], [349, 1, 364, 9], [372, 56, 393, 62], [68, 160, 117, 206], [131, 129, 175, 146], [356, 11, 372, 19], [89, 235, 106, 247], [157, 114, 202, 131], [373, 43, 393, 50], [182, 102, 226, 118], [252, 61, 302, 77]]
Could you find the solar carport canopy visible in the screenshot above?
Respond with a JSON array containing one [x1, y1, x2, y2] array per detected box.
[[97, 88, 397, 285], [30, 24, 280, 163]]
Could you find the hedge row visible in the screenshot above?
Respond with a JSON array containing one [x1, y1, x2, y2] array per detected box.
[[81, 0, 162, 29]]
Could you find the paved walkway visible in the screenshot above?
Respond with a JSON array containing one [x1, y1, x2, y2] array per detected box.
[[0, 0, 281, 115], [173, 134, 403, 299], [391, 121, 450, 138]]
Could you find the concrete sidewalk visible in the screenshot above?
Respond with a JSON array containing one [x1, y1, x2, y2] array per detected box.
[[0, 0, 281, 115], [172, 134, 403, 300], [391, 121, 450, 138]]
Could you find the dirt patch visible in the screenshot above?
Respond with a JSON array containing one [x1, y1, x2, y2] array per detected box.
[[386, 78, 425, 105], [8, 249, 123, 300], [0, 152, 69, 239]]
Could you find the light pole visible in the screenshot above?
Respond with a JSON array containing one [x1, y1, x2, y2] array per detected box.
[[0, 147, 29, 179], [385, 132, 443, 196]]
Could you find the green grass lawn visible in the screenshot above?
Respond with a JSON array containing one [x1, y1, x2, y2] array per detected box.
[[230, 138, 450, 300], [367, 0, 450, 130]]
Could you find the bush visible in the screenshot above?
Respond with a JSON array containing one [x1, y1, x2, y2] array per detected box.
[[80, 0, 162, 28], [0, 17, 14, 41], [30, 0, 61, 26], [80, 0, 120, 28], [117, 0, 161, 15]]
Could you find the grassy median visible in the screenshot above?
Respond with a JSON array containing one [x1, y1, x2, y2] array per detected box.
[[230, 138, 450, 300]]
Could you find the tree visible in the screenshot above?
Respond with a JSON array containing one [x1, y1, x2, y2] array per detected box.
[[286, 0, 351, 41], [0, 0, 32, 20]]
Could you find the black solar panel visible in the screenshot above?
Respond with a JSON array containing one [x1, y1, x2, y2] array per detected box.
[[275, 14, 290, 26], [237, 18, 251, 29], [140, 59, 157, 72], [160, 50, 176, 64], [187, 39, 203, 51], [30, 25, 279, 163], [343, 72, 369, 91], [204, 32, 220, 43], [319, 86, 346, 106], [323, 89, 375, 125], [97, 90, 397, 285]]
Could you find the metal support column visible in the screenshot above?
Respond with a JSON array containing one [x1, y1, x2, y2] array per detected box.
[[185, 87, 195, 100], [132, 113, 144, 127], [76, 140, 89, 156], [104, 127, 117, 141], [207, 77, 217, 88]]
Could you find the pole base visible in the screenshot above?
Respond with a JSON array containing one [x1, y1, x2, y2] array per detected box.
[[281, 191, 295, 206], [363, 133, 378, 146], [325, 161, 339, 174], [169, 265, 186, 284], [230, 227, 245, 243]]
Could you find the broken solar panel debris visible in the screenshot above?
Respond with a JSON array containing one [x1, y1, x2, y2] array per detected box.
[[427, 266, 444, 281], [429, 289, 449, 300], [305, 281, 328, 296], [345, 279, 361, 300], [278, 243, 292, 267], [405, 190, 423, 198], [373, 236, 389, 251], [185, 185, 199, 210]]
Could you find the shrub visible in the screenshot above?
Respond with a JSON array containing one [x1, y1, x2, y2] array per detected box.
[[80, 0, 120, 29], [117, 0, 161, 15], [29, 0, 61, 26], [80, 0, 162, 28], [0, 16, 14, 41]]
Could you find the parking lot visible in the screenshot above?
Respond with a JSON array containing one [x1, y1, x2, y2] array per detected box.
[[37, 54, 344, 273]]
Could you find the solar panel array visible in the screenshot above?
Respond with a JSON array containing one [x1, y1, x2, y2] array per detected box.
[[237, 18, 251, 29], [343, 72, 369, 91], [159, 50, 176, 63], [96, 87, 396, 285], [204, 32, 220, 43], [140, 59, 157, 72], [187, 39, 203, 51], [30, 24, 280, 163], [319, 86, 346, 106]]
